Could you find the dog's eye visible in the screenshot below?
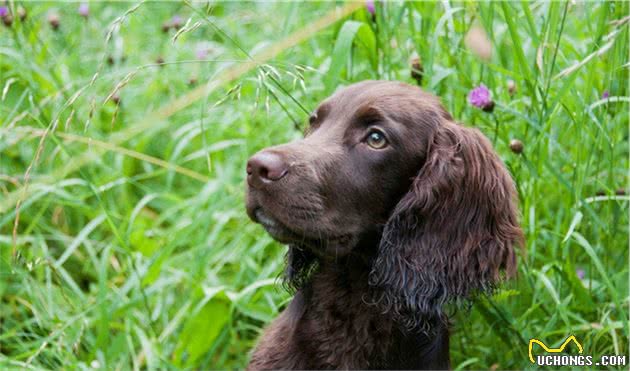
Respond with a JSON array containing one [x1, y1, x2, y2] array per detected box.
[[366, 130, 388, 149]]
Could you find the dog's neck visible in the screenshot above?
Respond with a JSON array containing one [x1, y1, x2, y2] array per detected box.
[[291, 230, 448, 333], [294, 231, 386, 320], [283, 237, 451, 369], [323, 227, 382, 263], [284, 229, 381, 290]]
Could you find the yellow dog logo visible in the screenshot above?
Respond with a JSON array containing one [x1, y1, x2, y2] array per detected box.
[[528, 335, 584, 363]]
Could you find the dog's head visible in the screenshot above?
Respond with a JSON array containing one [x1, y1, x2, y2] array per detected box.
[[246, 80, 522, 322]]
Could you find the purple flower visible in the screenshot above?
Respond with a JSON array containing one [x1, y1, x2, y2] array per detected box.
[[468, 84, 494, 111], [602, 90, 610, 99], [170, 15, 183, 29], [196, 47, 209, 60], [366, 0, 375, 15], [78, 3, 89, 18], [576, 268, 585, 280], [0, 6, 9, 18]]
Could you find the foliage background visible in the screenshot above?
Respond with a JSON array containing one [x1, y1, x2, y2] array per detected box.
[[0, 1, 628, 369]]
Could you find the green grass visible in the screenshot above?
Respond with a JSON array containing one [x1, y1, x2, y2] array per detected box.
[[1, 1, 628, 369]]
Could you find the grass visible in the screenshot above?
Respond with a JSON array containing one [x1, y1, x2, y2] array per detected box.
[[0, 1, 628, 369]]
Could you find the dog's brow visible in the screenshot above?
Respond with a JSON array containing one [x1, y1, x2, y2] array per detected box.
[[310, 103, 331, 126], [354, 105, 383, 124]]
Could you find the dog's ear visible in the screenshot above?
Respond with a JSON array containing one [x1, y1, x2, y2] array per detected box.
[[369, 121, 523, 328], [283, 245, 317, 292]]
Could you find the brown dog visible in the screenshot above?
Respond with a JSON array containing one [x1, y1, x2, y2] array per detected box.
[[245, 80, 522, 370]]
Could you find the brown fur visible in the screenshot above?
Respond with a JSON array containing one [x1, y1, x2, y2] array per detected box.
[[245, 81, 522, 370]]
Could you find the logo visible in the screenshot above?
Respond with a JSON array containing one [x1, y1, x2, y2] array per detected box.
[[529, 335, 583, 363], [529, 335, 627, 367]]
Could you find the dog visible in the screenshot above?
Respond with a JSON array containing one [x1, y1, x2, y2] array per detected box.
[[245, 80, 522, 369]]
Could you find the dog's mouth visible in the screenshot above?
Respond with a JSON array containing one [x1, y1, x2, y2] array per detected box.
[[251, 207, 355, 248], [253, 208, 304, 243]]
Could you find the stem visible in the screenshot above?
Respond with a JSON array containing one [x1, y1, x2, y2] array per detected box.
[[492, 112, 500, 145]]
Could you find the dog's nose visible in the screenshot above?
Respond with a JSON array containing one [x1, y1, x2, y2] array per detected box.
[[247, 151, 289, 187]]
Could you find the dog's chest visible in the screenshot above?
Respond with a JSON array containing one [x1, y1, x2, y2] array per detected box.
[[291, 268, 393, 368], [248, 265, 450, 370]]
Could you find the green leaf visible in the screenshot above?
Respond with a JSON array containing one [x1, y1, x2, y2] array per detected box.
[[571, 232, 622, 309], [557, 261, 595, 310], [326, 20, 376, 90], [500, 2, 537, 99], [562, 211, 582, 243], [173, 293, 231, 367]]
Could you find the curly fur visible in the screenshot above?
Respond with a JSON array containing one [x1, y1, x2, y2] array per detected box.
[[368, 121, 523, 331]]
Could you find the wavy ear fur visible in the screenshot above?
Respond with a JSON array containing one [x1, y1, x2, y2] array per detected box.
[[369, 120, 523, 329]]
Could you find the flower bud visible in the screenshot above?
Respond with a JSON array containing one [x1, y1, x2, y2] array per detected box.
[[1, 15, 12, 27], [48, 12, 60, 30], [18, 6, 27, 21], [482, 101, 495, 113], [0, 7, 12, 27], [576, 269, 585, 280], [410, 56, 423, 85], [366, 1, 375, 16], [507, 80, 516, 96], [509, 139, 523, 154], [464, 24, 492, 62], [2, 14, 12, 27]]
